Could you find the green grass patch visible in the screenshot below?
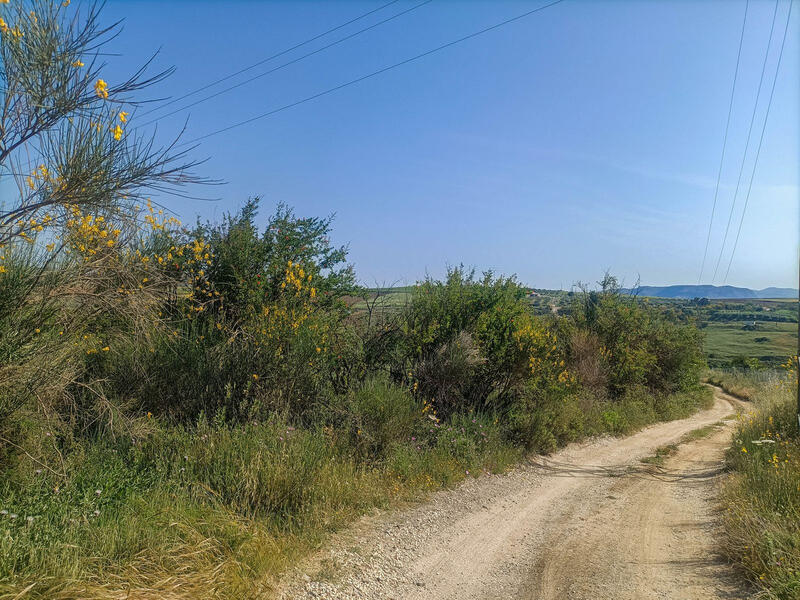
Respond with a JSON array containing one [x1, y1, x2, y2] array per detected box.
[[640, 443, 679, 466], [704, 321, 797, 368], [640, 423, 721, 466]]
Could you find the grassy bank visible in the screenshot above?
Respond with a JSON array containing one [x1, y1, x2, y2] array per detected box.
[[720, 365, 800, 599], [0, 382, 711, 599], [705, 368, 777, 401], [0, 388, 521, 598]]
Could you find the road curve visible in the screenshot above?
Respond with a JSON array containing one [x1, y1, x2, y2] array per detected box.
[[281, 388, 750, 600]]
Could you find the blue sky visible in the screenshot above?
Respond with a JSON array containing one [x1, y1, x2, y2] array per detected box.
[[100, 0, 798, 289]]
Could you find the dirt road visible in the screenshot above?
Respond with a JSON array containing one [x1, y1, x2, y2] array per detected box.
[[281, 388, 750, 600]]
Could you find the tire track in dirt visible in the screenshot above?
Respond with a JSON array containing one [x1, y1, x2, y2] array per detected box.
[[281, 388, 750, 600]]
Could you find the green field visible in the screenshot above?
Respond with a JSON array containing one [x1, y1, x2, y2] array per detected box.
[[704, 321, 796, 366]]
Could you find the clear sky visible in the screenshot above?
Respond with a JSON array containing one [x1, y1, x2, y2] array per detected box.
[[99, 0, 798, 290]]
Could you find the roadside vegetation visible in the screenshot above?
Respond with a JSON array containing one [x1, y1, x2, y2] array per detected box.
[[0, 2, 710, 598], [705, 368, 766, 401], [720, 363, 800, 599], [529, 293, 797, 369]]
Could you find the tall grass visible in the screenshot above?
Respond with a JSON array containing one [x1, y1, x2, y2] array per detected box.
[[0, 379, 523, 599], [0, 377, 715, 598], [705, 368, 783, 401], [721, 368, 800, 599]]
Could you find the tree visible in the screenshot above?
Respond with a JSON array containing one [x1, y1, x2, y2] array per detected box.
[[0, 0, 207, 249]]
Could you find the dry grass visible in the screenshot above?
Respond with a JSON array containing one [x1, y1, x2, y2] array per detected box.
[[704, 369, 782, 402], [721, 375, 800, 599]]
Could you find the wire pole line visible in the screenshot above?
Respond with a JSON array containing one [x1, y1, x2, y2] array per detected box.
[[138, 0, 403, 119], [698, 0, 749, 285], [177, 0, 566, 147], [723, 0, 793, 284], [137, 0, 435, 129], [711, 0, 780, 284]]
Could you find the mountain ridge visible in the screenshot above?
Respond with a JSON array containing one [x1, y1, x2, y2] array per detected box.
[[625, 284, 798, 299]]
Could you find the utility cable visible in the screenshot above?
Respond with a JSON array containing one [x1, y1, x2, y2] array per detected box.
[[711, 0, 780, 283], [723, 0, 793, 283], [138, 0, 434, 128], [138, 0, 403, 119], [698, 0, 749, 284], [178, 0, 566, 147]]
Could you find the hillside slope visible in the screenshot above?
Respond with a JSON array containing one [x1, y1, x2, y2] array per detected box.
[[627, 285, 797, 299]]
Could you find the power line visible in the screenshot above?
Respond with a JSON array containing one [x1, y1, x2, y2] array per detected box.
[[179, 0, 566, 147], [724, 0, 793, 283], [698, 0, 749, 285], [138, 0, 434, 129], [138, 0, 403, 119], [711, 0, 780, 283]]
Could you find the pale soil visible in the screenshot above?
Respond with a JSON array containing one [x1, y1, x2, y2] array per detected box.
[[280, 388, 751, 600]]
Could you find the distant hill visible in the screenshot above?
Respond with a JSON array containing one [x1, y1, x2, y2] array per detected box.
[[626, 285, 798, 299]]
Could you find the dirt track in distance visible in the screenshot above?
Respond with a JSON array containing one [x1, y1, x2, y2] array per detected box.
[[280, 387, 750, 600]]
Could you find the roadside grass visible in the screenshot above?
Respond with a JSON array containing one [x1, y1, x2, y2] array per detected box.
[[0, 384, 523, 599], [704, 368, 783, 402], [721, 374, 800, 599], [0, 384, 712, 599]]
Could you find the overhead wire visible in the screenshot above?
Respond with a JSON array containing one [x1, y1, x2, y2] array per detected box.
[[177, 0, 567, 147], [698, 0, 749, 285], [137, 0, 435, 129], [723, 0, 794, 283], [711, 0, 780, 283], [137, 0, 403, 119]]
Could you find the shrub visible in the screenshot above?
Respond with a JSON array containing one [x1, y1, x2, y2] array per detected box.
[[191, 198, 357, 322], [318, 378, 424, 461], [393, 267, 574, 418], [566, 275, 705, 397]]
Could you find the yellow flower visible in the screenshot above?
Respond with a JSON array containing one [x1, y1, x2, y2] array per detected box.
[[147, 411, 152, 419], [252, 374, 259, 381], [94, 79, 109, 99], [112, 124, 123, 141], [0, 18, 8, 36], [34, 328, 40, 334], [101, 346, 110, 352], [118, 111, 129, 123], [63, 0, 71, 6], [741, 447, 747, 453], [72, 60, 84, 68]]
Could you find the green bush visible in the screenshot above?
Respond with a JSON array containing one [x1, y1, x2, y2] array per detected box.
[[566, 275, 705, 397], [191, 198, 357, 321], [391, 267, 573, 418]]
